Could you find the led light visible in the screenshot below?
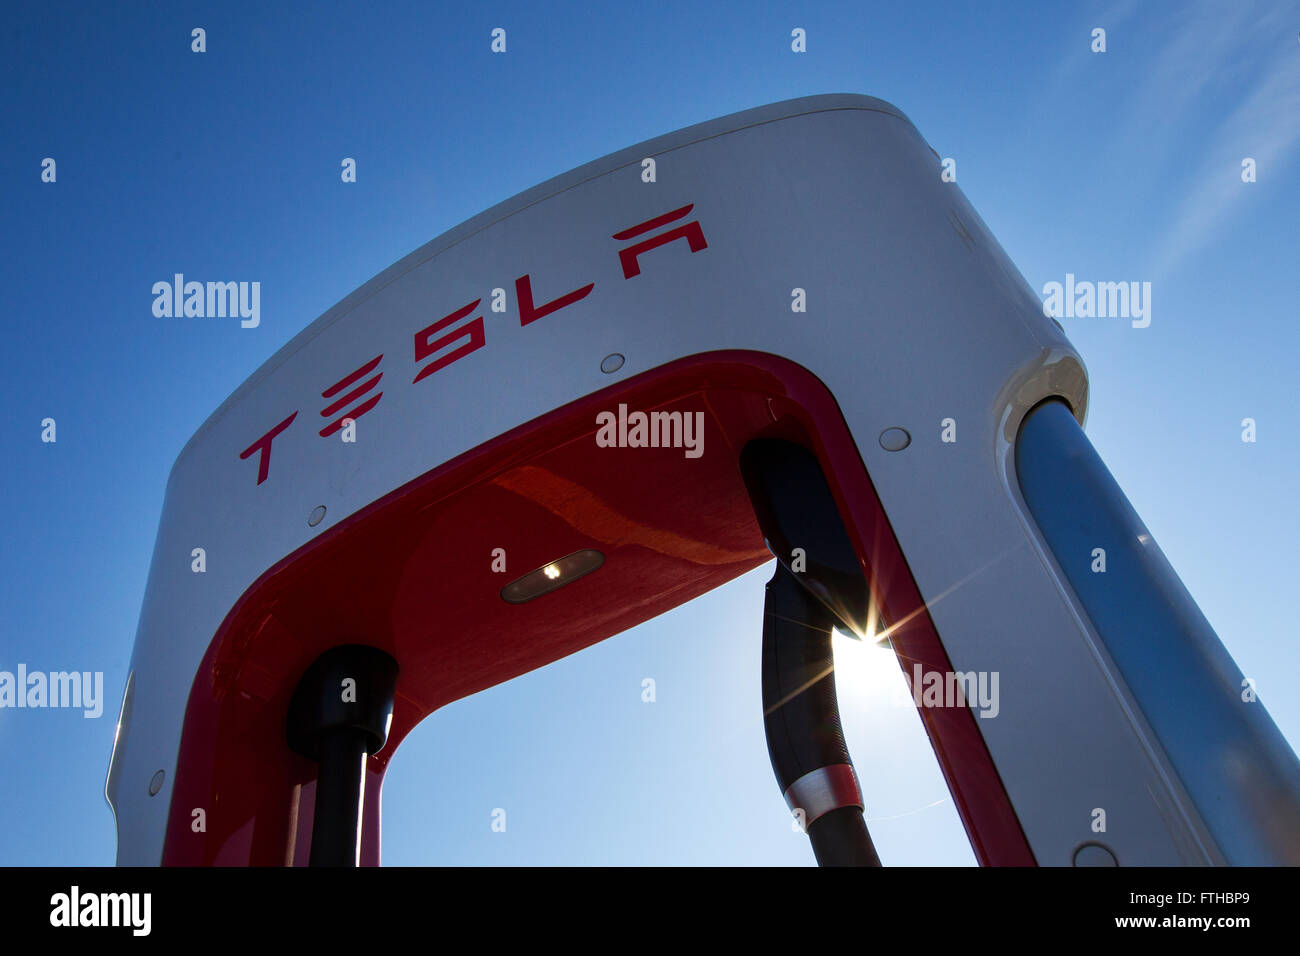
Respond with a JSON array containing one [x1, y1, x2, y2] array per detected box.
[[501, 549, 605, 604]]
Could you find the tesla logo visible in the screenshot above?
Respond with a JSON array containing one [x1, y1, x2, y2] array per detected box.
[[414, 300, 484, 384], [240, 412, 298, 485], [515, 274, 594, 327], [613, 203, 707, 279], [239, 203, 708, 485], [320, 355, 384, 437]]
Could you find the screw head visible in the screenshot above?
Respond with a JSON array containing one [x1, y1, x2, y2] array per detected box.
[[879, 427, 911, 452], [308, 505, 327, 527], [1072, 843, 1118, 866], [148, 770, 165, 796], [600, 353, 625, 374]]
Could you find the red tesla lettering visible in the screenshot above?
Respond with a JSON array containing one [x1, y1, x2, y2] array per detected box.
[[413, 299, 485, 384], [612, 203, 707, 279], [515, 273, 595, 327], [319, 354, 384, 437], [239, 412, 298, 485]]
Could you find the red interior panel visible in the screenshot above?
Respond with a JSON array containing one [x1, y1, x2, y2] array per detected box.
[[162, 350, 1035, 866]]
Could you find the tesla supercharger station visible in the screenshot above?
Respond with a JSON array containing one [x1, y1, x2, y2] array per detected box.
[[107, 94, 1300, 866]]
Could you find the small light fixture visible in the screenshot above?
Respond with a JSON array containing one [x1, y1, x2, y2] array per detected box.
[[501, 549, 605, 604]]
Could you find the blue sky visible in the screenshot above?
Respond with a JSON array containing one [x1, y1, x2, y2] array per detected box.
[[1, 0, 1297, 865]]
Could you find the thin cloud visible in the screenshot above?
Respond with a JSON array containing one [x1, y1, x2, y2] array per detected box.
[[1043, 1, 1299, 279], [1149, 41, 1300, 278], [1110, 0, 1300, 278]]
